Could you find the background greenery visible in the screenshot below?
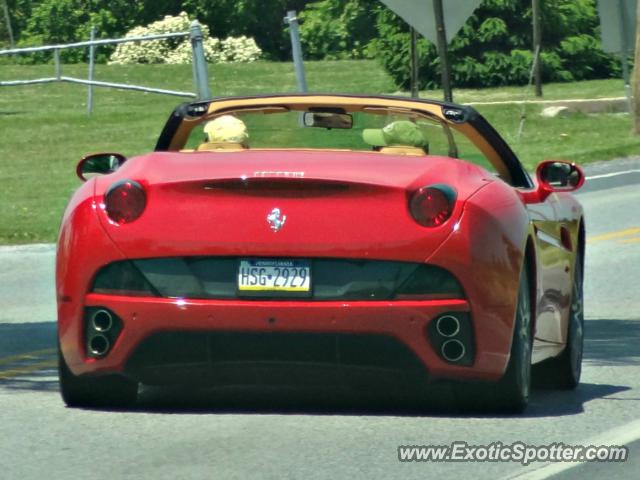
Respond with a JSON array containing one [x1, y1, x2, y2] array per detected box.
[[0, 0, 624, 88], [368, 0, 621, 89], [0, 1, 635, 244], [0, 61, 637, 244], [1, 0, 311, 62]]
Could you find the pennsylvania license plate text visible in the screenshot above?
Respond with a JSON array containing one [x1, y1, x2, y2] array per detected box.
[[238, 259, 311, 292]]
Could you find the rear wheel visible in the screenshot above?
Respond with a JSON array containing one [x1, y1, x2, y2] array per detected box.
[[454, 264, 533, 413], [58, 346, 138, 408], [494, 262, 533, 413], [535, 253, 584, 389]]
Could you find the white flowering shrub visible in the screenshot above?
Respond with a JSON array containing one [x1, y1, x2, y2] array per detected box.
[[218, 36, 263, 63], [109, 12, 261, 65]]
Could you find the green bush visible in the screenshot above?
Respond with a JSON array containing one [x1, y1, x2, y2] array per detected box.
[[1, 0, 33, 47], [1, 0, 622, 87], [368, 0, 620, 90], [5, 1, 311, 62], [298, 0, 378, 60], [13, 0, 144, 63], [183, 0, 312, 60]]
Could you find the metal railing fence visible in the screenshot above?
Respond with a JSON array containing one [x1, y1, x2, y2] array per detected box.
[[0, 21, 212, 115]]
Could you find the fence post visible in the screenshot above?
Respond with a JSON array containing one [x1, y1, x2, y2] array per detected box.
[[190, 21, 212, 100], [53, 49, 61, 79], [284, 10, 307, 92], [87, 26, 96, 116]]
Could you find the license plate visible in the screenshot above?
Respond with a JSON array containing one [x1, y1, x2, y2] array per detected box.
[[238, 259, 311, 294]]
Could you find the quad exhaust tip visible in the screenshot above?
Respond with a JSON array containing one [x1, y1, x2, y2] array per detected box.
[[91, 309, 113, 333], [441, 339, 466, 363], [436, 315, 460, 338], [89, 334, 110, 357]]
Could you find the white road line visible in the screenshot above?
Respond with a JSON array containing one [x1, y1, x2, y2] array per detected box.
[[504, 418, 640, 479], [0, 243, 55, 253], [585, 169, 640, 180]]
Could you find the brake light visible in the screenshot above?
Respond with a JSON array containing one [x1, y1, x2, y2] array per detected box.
[[409, 185, 456, 227], [104, 180, 146, 224]]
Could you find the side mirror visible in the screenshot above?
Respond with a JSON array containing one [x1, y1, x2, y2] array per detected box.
[[531, 160, 584, 202], [76, 153, 126, 181]]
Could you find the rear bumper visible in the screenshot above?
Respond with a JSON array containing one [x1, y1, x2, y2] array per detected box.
[[59, 293, 510, 383]]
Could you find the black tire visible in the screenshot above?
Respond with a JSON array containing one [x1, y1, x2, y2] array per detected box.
[[58, 346, 138, 408], [534, 252, 584, 389], [494, 262, 533, 413]]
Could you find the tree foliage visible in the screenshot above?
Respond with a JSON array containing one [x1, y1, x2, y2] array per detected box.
[[5, 0, 312, 61], [369, 0, 620, 89], [1, 0, 33, 46], [11, 0, 149, 62], [1, 0, 622, 89], [299, 0, 619, 88], [182, 0, 311, 60], [298, 0, 378, 60]]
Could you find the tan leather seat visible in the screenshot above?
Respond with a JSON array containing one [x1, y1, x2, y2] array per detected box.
[[196, 142, 247, 152], [378, 146, 427, 156]]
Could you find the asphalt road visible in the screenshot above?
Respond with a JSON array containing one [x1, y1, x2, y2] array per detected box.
[[0, 158, 638, 480]]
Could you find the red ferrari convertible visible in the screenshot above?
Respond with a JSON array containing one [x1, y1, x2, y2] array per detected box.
[[56, 94, 585, 412]]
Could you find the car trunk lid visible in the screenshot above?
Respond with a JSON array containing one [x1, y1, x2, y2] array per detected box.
[[95, 150, 491, 262]]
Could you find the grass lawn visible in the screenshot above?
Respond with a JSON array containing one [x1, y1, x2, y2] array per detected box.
[[413, 77, 628, 103], [0, 60, 638, 244]]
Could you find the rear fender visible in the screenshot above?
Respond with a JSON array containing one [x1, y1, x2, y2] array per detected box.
[[427, 181, 529, 374], [57, 180, 126, 371]]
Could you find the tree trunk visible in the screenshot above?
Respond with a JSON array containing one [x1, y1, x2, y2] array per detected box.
[[634, 0, 640, 133], [532, 0, 543, 97], [531, 0, 542, 97], [1, 0, 14, 48]]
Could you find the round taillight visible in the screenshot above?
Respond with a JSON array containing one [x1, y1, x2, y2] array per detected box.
[[409, 185, 456, 227], [105, 180, 146, 224]]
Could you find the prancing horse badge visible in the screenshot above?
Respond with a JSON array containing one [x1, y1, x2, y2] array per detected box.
[[267, 208, 286, 232]]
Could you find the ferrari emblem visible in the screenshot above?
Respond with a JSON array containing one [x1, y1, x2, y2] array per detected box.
[[267, 208, 286, 232]]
